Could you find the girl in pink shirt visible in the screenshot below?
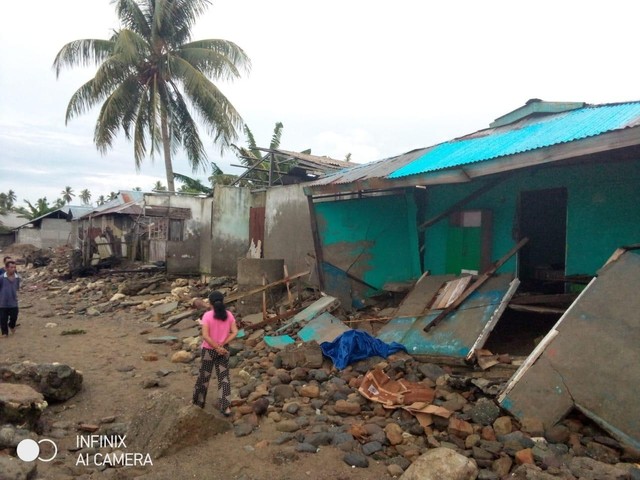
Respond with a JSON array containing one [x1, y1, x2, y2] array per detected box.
[[192, 291, 238, 416]]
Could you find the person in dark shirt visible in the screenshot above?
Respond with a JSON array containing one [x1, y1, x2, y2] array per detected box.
[[0, 260, 20, 337]]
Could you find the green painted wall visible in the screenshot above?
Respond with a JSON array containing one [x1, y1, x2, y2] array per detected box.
[[315, 192, 422, 292], [423, 159, 640, 276]]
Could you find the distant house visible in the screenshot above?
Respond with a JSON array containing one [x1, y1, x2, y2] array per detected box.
[[13, 205, 93, 249], [304, 99, 640, 358]]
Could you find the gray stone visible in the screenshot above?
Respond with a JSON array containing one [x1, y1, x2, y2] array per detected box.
[[332, 432, 355, 446], [275, 342, 323, 369], [276, 420, 300, 433], [0, 361, 83, 402], [470, 398, 501, 426], [569, 457, 630, 480], [343, 452, 369, 468], [0, 454, 37, 480], [147, 336, 179, 344], [417, 363, 445, 381], [477, 470, 499, 480], [586, 441, 621, 464], [272, 384, 295, 404], [0, 383, 47, 429], [274, 433, 295, 445], [362, 441, 383, 456], [234, 423, 255, 437], [304, 432, 334, 446], [126, 392, 231, 458], [399, 447, 478, 480], [295, 442, 319, 453]]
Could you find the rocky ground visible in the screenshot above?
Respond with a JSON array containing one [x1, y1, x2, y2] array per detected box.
[[0, 245, 639, 480]]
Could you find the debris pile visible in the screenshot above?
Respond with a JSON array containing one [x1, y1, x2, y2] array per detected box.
[[0, 245, 638, 479]]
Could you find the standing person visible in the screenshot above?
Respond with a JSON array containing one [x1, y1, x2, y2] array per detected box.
[[0, 260, 20, 338], [192, 291, 238, 416]]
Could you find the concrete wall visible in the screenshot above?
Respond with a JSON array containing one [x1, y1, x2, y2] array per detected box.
[[263, 184, 315, 276], [16, 219, 72, 249], [209, 187, 251, 276], [144, 194, 208, 275], [423, 158, 640, 277], [313, 191, 422, 307]]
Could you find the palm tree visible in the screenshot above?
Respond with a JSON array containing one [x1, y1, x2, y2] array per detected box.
[[5, 190, 16, 209], [61, 186, 75, 204], [108, 192, 119, 201], [79, 189, 92, 205], [53, 0, 251, 193], [96, 195, 106, 206], [132, 186, 142, 191], [152, 181, 167, 192]]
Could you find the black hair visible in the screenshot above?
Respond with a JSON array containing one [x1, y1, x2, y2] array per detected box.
[[208, 291, 228, 320]]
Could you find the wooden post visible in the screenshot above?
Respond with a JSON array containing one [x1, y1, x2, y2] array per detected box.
[[284, 265, 294, 310]]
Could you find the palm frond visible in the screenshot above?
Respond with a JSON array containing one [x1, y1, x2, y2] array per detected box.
[[270, 122, 284, 150], [53, 39, 115, 77]]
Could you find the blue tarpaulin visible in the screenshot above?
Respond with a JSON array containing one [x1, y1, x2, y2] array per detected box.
[[320, 330, 407, 369]]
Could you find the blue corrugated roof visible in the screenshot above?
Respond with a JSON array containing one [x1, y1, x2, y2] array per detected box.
[[389, 102, 640, 179]]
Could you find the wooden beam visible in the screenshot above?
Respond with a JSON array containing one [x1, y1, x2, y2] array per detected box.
[[224, 270, 311, 304], [418, 175, 509, 231], [424, 237, 529, 333]]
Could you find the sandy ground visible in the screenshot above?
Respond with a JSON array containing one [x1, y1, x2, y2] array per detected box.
[[0, 283, 393, 480]]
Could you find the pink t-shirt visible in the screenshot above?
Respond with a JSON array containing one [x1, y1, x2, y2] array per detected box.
[[201, 310, 236, 349]]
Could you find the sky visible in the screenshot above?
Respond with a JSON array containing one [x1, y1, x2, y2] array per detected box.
[[1, 0, 640, 206]]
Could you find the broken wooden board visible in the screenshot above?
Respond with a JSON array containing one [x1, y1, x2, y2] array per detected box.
[[394, 274, 456, 318], [379, 274, 516, 359], [296, 312, 350, 344], [275, 295, 340, 334], [430, 276, 473, 310], [263, 335, 295, 349], [499, 250, 640, 450]]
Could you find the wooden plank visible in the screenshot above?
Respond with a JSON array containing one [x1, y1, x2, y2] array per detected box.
[[224, 270, 310, 304], [418, 175, 509, 231], [509, 293, 578, 305], [508, 304, 566, 314], [431, 276, 473, 310], [424, 238, 528, 332]]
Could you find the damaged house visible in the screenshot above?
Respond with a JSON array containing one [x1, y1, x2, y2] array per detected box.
[[76, 191, 195, 274], [303, 99, 640, 447]]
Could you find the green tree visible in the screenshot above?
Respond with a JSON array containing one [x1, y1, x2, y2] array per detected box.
[[61, 186, 75, 204], [79, 189, 92, 205], [96, 195, 106, 206], [0, 190, 17, 211], [53, 0, 251, 193], [132, 186, 142, 191], [108, 192, 118, 201], [231, 122, 299, 186], [152, 181, 167, 191], [16, 198, 58, 220]]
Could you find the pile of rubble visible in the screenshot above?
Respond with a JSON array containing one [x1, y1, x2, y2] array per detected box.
[[1, 245, 639, 479]]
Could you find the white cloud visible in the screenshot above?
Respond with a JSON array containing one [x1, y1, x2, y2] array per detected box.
[[2, 0, 640, 204]]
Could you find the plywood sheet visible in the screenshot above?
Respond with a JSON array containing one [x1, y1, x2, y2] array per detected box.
[[500, 250, 640, 449], [377, 274, 515, 359], [394, 274, 456, 317]]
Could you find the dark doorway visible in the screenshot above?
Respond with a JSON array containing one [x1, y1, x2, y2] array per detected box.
[[518, 188, 567, 293]]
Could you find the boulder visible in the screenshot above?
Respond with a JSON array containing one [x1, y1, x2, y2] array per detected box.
[[400, 447, 478, 480], [0, 361, 83, 402], [0, 383, 48, 429], [127, 392, 231, 458]]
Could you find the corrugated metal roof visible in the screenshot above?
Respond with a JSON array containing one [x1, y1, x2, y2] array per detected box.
[[308, 148, 430, 187], [390, 101, 640, 179]]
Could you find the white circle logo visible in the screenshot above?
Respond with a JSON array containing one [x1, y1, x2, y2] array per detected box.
[[16, 438, 58, 462]]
